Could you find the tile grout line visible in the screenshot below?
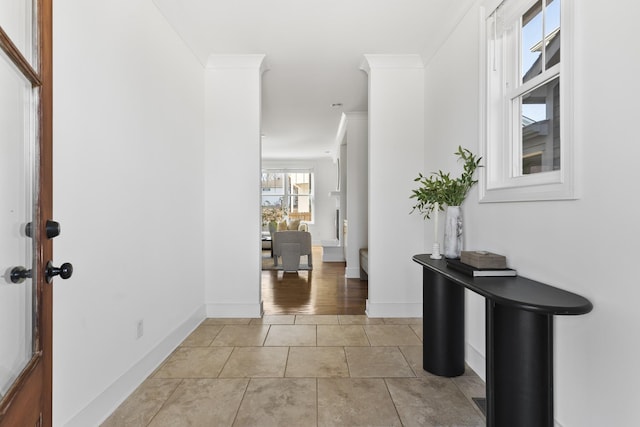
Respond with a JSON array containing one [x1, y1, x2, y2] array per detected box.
[[408, 323, 422, 341], [398, 345, 420, 378], [382, 377, 405, 426], [144, 378, 185, 427], [216, 344, 236, 378], [229, 375, 252, 427], [343, 346, 351, 378], [315, 378, 319, 427], [450, 376, 487, 420], [284, 346, 292, 378], [261, 324, 271, 346], [362, 324, 371, 346], [210, 322, 223, 345]]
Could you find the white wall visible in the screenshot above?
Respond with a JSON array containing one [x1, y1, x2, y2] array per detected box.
[[339, 142, 348, 246], [362, 55, 425, 317], [204, 55, 265, 318], [53, 1, 205, 425], [262, 158, 338, 245], [423, 1, 640, 426], [422, 3, 488, 378], [343, 113, 368, 278]]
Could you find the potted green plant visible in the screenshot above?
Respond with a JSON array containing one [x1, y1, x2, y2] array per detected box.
[[410, 146, 482, 258]]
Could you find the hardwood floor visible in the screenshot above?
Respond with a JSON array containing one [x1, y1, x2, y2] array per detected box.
[[261, 246, 368, 315]]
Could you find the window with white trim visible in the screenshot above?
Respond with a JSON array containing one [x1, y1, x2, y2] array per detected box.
[[261, 170, 314, 224], [481, 0, 575, 202]]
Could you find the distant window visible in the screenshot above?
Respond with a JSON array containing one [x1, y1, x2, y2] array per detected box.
[[481, 0, 575, 202], [261, 170, 313, 224]]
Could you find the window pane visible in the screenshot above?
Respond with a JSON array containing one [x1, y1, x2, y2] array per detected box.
[[288, 173, 311, 195], [522, 0, 543, 83], [288, 195, 312, 222], [262, 173, 285, 225], [262, 202, 286, 225], [545, 0, 560, 37], [261, 172, 284, 193], [520, 76, 560, 175], [545, 0, 561, 69], [262, 171, 314, 223], [287, 172, 312, 222]]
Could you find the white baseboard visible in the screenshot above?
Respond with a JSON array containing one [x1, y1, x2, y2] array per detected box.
[[345, 266, 361, 278], [321, 241, 345, 262], [322, 253, 345, 262], [205, 302, 262, 318], [64, 305, 206, 427], [365, 301, 422, 318], [465, 342, 486, 381]]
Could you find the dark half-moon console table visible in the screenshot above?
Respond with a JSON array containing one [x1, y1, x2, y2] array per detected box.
[[412, 254, 592, 427]]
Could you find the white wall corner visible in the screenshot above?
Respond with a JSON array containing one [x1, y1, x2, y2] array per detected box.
[[332, 111, 369, 162], [342, 111, 368, 279], [335, 113, 348, 146], [345, 266, 362, 279], [360, 54, 425, 73], [421, 0, 478, 66], [365, 52, 425, 323], [465, 342, 486, 380], [204, 54, 263, 323], [206, 54, 268, 73], [344, 111, 368, 120]]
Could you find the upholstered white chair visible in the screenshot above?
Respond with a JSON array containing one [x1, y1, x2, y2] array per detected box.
[[272, 230, 312, 271]]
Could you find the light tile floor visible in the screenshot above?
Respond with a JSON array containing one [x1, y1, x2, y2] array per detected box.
[[102, 316, 486, 427]]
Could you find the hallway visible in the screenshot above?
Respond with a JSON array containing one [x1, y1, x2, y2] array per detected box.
[[101, 249, 485, 425]]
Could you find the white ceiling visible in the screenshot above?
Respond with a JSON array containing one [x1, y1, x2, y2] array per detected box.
[[153, 0, 475, 159]]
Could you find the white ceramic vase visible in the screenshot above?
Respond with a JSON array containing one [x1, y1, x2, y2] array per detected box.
[[443, 206, 463, 259]]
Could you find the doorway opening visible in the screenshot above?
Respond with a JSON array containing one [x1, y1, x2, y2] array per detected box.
[[261, 246, 367, 315]]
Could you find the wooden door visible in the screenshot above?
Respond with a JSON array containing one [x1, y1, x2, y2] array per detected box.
[[0, 0, 54, 425]]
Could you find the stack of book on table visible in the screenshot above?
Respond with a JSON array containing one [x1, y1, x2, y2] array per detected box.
[[446, 251, 517, 277]]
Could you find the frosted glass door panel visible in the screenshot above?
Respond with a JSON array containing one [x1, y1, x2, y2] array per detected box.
[[0, 50, 36, 397], [0, 1, 36, 67]]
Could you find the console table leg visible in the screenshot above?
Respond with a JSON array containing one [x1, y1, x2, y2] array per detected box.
[[486, 301, 554, 427], [422, 268, 465, 377]]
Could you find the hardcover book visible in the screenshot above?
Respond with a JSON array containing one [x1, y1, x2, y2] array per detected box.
[[446, 258, 516, 277], [460, 251, 507, 269]]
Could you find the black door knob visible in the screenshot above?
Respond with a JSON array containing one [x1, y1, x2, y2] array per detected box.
[[25, 220, 61, 239], [46, 220, 61, 239], [45, 261, 73, 283], [10, 266, 32, 284]]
